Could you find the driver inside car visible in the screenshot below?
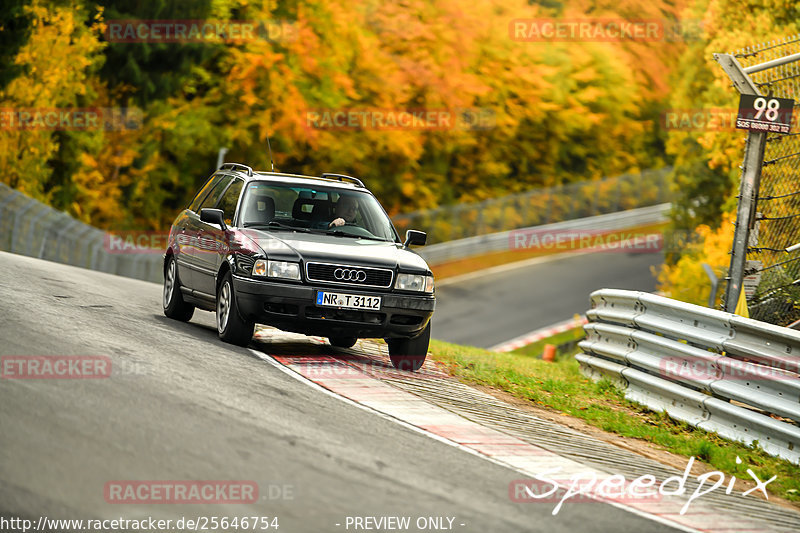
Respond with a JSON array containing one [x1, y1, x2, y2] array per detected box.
[[327, 195, 359, 228]]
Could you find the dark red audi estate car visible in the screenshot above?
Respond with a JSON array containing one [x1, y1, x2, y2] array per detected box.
[[162, 163, 435, 370]]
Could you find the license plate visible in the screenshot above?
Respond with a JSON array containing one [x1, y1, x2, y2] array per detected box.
[[316, 291, 381, 310]]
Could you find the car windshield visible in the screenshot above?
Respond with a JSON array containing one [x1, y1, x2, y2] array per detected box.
[[238, 180, 399, 242]]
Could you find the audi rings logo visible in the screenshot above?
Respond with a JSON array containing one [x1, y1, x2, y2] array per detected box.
[[334, 268, 367, 282]]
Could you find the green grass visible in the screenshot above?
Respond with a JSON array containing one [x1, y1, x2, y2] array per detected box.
[[428, 336, 800, 503], [508, 324, 585, 358]]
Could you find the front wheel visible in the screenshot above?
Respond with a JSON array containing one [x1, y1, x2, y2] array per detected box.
[[387, 322, 431, 371], [163, 255, 194, 321], [216, 272, 254, 347]]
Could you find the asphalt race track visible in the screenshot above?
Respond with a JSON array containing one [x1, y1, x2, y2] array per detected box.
[[433, 251, 663, 348], [0, 251, 680, 532]]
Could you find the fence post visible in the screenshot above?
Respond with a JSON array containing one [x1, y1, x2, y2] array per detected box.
[[714, 53, 767, 313], [725, 131, 767, 312]]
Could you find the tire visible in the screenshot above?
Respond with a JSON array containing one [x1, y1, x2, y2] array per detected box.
[[163, 255, 194, 322], [387, 322, 431, 371], [329, 336, 358, 348], [216, 272, 254, 346]]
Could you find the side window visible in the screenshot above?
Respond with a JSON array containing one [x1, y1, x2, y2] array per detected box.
[[198, 175, 233, 211], [189, 174, 222, 212], [217, 179, 244, 226]]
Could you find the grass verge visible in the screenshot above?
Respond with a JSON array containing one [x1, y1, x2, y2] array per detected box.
[[428, 335, 800, 503]]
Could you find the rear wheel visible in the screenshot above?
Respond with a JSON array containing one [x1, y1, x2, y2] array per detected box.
[[216, 272, 254, 346], [387, 322, 431, 371], [329, 336, 358, 348], [163, 255, 194, 321]]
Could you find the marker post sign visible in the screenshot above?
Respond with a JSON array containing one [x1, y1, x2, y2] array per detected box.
[[735, 95, 794, 133]]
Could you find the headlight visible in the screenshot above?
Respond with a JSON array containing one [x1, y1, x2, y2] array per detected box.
[[395, 273, 434, 293], [252, 259, 267, 276], [253, 260, 300, 280]]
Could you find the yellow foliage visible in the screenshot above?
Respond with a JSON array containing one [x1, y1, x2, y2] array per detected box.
[[0, 1, 105, 202], [656, 212, 735, 307]]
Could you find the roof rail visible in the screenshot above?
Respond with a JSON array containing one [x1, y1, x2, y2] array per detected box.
[[219, 162, 253, 177], [320, 173, 365, 188]]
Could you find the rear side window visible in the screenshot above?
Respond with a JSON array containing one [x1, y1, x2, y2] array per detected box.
[[189, 174, 223, 212], [217, 179, 244, 226], [198, 175, 233, 211]]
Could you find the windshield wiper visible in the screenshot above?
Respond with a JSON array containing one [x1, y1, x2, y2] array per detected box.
[[325, 230, 388, 242], [243, 221, 310, 232]]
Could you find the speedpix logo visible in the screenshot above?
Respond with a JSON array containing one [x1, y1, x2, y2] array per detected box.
[[510, 456, 775, 516]]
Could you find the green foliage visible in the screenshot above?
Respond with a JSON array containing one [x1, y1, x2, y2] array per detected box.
[[0, 0, 32, 91], [94, 0, 222, 106]]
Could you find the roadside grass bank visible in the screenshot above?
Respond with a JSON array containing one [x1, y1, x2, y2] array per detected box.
[[430, 222, 668, 280], [427, 334, 800, 503]]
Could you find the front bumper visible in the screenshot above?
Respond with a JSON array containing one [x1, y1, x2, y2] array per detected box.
[[233, 275, 435, 339]]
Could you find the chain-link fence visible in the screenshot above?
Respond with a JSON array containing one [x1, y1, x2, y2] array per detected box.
[[392, 167, 673, 244], [732, 37, 800, 325]]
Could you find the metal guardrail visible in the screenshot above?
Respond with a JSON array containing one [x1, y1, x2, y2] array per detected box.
[[418, 203, 670, 265], [0, 182, 163, 283], [393, 167, 674, 244], [577, 289, 800, 464], [2, 180, 668, 279]]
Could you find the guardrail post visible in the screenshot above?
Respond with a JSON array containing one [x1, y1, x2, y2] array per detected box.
[[702, 263, 719, 308]]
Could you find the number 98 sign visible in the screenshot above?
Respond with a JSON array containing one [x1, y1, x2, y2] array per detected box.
[[736, 94, 795, 133]]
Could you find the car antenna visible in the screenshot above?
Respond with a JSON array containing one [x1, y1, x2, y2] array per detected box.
[[266, 132, 275, 172]]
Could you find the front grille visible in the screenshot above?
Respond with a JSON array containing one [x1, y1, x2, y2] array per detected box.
[[306, 262, 393, 288]]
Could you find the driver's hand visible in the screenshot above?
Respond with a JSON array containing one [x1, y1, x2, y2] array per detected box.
[[328, 218, 345, 228]]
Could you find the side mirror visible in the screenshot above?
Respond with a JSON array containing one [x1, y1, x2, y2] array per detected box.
[[200, 208, 227, 231], [404, 230, 427, 248]]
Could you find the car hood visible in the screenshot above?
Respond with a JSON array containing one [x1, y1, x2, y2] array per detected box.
[[240, 230, 431, 273]]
